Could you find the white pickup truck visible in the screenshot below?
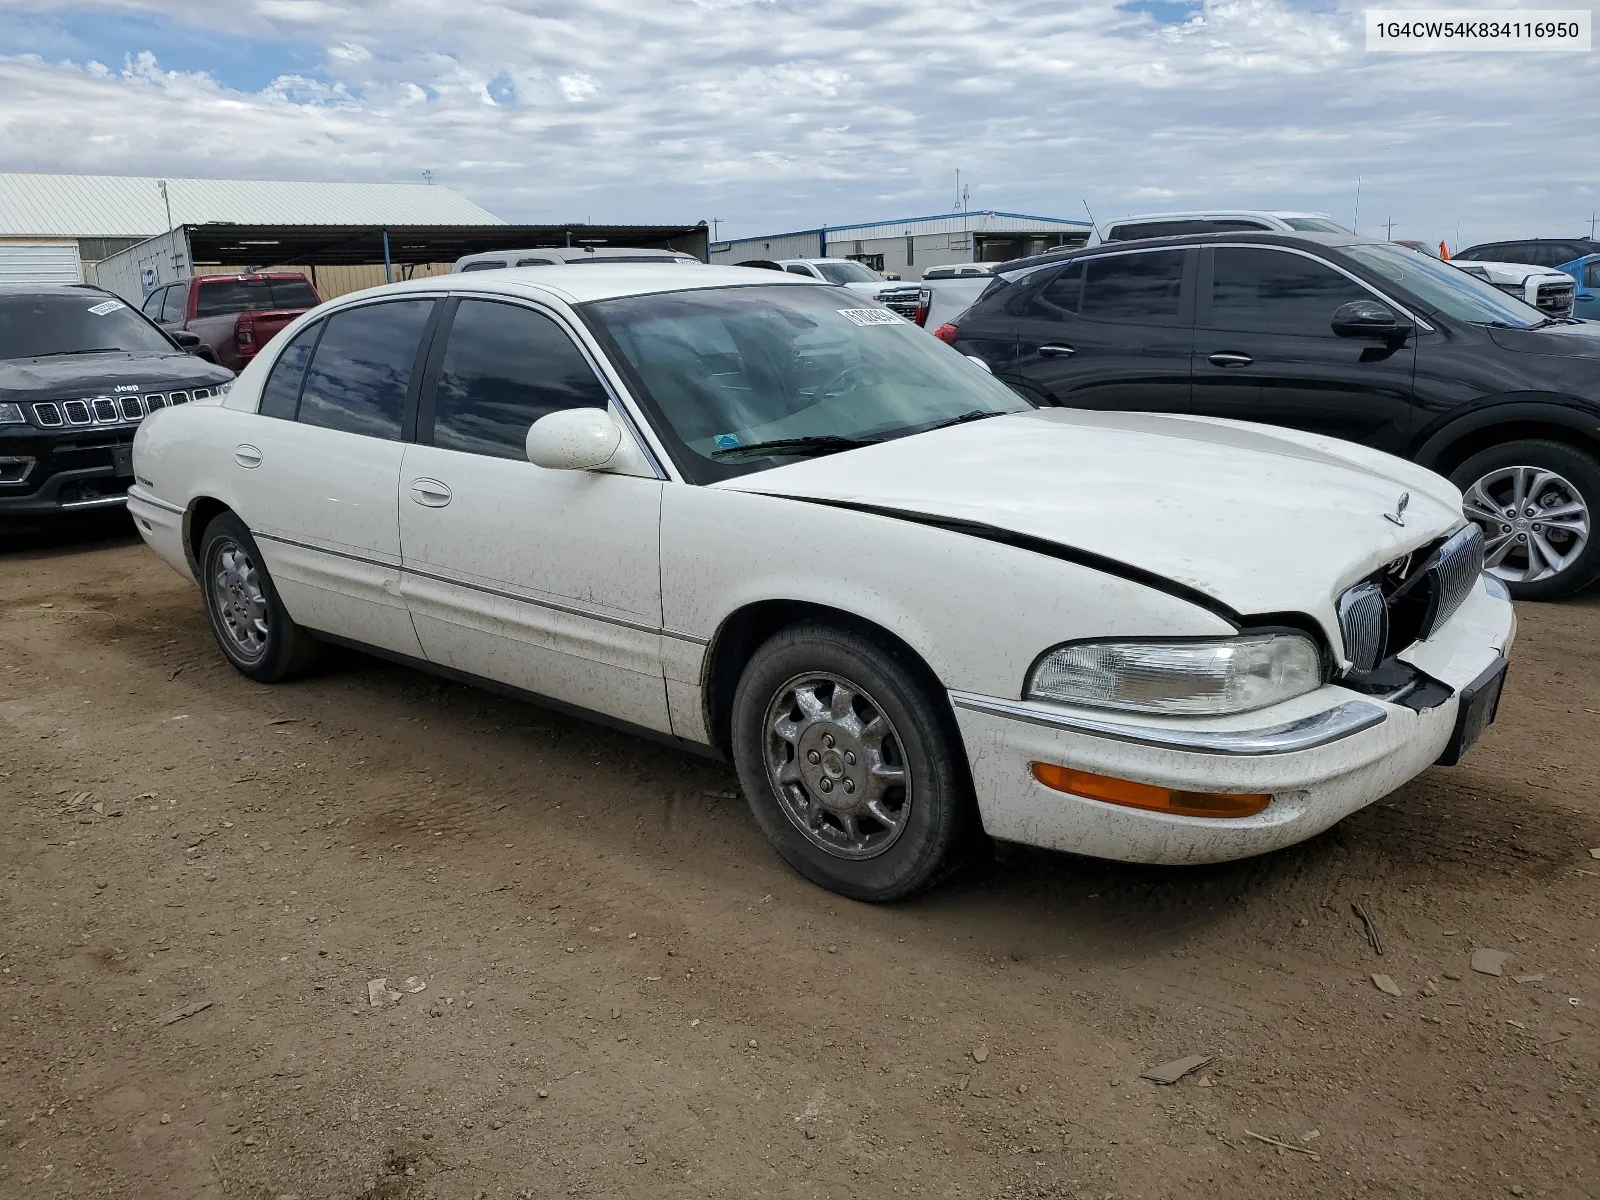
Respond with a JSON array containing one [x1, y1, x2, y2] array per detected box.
[[910, 262, 998, 330]]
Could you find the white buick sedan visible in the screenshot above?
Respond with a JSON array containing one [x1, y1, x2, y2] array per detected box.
[[128, 265, 1515, 901]]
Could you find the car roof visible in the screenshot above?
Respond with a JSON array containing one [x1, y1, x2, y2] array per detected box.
[[992, 229, 1385, 275], [325, 263, 826, 306], [454, 247, 695, 266], [777, 258, 864, 265], [1107, 209, 1334, 225], [0, 282, 108, 297]]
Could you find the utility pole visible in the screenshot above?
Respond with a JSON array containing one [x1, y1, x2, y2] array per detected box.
[[1352, 175, 1362, 234], [422, 169, 434, 185], [1385, 216, 1396, 240], [1591, 211, 1598, 239], [710, 217, 722, 242]]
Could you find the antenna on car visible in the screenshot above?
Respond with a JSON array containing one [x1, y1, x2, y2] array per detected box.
[[1082, 198, 1099, 231]]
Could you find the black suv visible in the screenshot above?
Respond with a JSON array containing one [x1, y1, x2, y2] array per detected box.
[[941, 232, 1600, 599], [1455, 238, 1600, 269], [0, 283, 233, 529]]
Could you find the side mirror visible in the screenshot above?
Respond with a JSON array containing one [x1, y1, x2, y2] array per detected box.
[[526, 407, 623, 471], [1331, 299, 1413, 343], [171, 329, 202, 351], [966, 355, 993, 374]]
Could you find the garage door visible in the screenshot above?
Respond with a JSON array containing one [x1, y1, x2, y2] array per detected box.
[[0, 242, 84, 284]]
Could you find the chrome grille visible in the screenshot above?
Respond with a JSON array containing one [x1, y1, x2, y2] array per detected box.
[[1337, 581, 1389, 672], [28, 389, 205, 428], [1419, 524, 1485, 640], [1534, 279, 1575, 316], [874, 286, 922, 319]]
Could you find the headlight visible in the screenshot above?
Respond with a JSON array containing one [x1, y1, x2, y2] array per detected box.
[[0, 402, 25, 425], [215, 381, 233, 396], [1025, 634, 1322, 716]]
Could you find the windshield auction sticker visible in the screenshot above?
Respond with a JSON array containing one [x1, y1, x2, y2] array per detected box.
[[837, 307, 904, 326], [1366, 9, 1590, 50], [86, 300, 127, 315]]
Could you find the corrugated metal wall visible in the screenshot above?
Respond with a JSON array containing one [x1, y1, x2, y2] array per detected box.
[[709, 230, 825, 264], [0, 240, 84, 284]]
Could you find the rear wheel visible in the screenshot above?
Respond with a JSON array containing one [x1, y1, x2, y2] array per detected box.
[[198, 511, 319, 681], [1451, 439, 1600, 601], [730, 621, 979, 901]]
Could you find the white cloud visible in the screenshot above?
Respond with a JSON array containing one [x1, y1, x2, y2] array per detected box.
[[0, 0, 1595, 245]]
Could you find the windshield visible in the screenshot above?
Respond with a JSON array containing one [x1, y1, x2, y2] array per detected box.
[[583, 284, 1030, 482], [1283, 217, 1352, 233], [0, 291, 176, 360], [812, 261, 882, 285], [1344, 244, 1547, 329]]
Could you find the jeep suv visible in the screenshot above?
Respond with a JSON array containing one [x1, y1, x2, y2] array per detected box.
[[939, 232, 1600, 599], [0, 284, 233, 526]]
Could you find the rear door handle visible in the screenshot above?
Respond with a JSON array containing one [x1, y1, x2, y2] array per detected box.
[[410, 478, 452, 508], [1208, 352, 1254, 367], [234, 444, 262, 468], [1038, 344, 1076, 358]]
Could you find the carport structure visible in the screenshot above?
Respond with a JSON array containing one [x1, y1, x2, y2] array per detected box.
[[91, 220, 712, 303]]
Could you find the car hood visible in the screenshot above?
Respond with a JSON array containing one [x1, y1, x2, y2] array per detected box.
[[0, 350, 230, 396], [1487, 321, 1600, 358], [718, 408, 1463, 640], [1453, 260, 1569, 284]]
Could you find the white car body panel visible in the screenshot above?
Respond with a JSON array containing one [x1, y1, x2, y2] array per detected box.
[[127, 263, 1517, 877], [397, 443, 672, 733], [721, 407, 1462, 656]]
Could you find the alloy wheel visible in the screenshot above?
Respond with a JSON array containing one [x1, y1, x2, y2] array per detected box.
[[209, 539, 270, 661], [763, 672, 912, 860], [1461, 464, 1591, 584]]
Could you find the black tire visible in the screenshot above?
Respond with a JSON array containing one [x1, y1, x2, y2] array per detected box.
[[730, 620, 979, 902], [1449, 439, 1600, 602], [198, 511, 319, 682]]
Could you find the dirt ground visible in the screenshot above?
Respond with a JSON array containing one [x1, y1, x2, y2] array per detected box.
[[1, 520, 1597, 1200]]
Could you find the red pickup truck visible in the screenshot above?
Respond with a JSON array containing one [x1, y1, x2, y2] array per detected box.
[[141, 273, 321, 373]]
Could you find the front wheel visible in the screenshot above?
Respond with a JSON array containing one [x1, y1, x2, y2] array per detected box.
[[198, 511, 320, 682], [730, 621, 979, 901], [1451, 439, 1600, 601]]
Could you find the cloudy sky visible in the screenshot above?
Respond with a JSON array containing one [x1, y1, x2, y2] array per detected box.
[[0, 0, 1594, 249]]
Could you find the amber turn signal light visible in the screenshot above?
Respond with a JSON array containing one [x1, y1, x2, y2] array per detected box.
[[1030, 762, 1270, 819]]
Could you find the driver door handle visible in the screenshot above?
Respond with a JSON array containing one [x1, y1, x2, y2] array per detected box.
[[1038, 344, 1076, 358], [410, 478, 452, 508], [1208, 351, 1254, 367]]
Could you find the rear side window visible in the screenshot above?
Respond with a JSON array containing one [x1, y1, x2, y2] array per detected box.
[[785, 265, 814, 277], [1019, 261, 1084, 319], [258, 321, 321, 420], [459, 261, 506, 273], [1209, 248, 1370, 336], [141, 286, 166, 318], [514, 257, 556, 267], [1079, 251, 1186, 324], [428, 300, 609, 459], [1106, 220, 1212, 241], [1586, 262, 1600, 288], [297, 300, 434, 439]]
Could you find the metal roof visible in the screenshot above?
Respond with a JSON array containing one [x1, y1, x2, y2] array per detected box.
[[0, 173, 505, 238], [712, 210, 1091, 251]]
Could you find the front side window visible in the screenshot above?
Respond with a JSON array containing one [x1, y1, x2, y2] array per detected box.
[[1344, 244, 1546, 329], [1208, 248, 1370, 336], [429, 300, 609, 459], [297, 300, 434, 439], [258, 321, 322, 420], [0, 290, 176, 360], [160, 286, 187, 324], [1078, 251, 1186, 324], [584, 283, 1029, 484]]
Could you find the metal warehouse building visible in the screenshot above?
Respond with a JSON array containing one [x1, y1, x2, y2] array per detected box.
[[709, 211, 1093, 280], [0, 173, 710, 301]]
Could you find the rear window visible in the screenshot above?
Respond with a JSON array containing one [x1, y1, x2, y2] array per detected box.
[[1281, 217, 1352, 233], [195, 277, 318, 318]]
